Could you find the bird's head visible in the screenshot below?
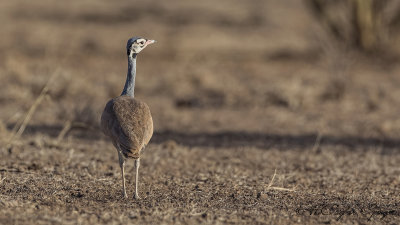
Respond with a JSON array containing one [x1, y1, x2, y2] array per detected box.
[[126, 37, 156, 57]]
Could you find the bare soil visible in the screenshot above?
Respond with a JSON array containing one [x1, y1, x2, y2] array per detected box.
[[1, 0, 400, 224]]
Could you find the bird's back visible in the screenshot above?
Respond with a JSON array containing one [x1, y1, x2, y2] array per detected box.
[[101, 95, 153, 158]]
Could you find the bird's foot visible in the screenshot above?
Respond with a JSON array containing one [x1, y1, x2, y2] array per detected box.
[[122, 192, 128, 199], [134, 194, 141, 200]]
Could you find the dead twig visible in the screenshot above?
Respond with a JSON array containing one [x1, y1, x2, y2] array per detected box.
[[56, 120, 72, 142], [312, 131, 322, 152], [15, 86, 49, 138], [265, 169, 295, 192], [267, 186, 295, 192], [6, 72, 59, 148], [267, 169, 277, 189], [56, 121, 94, 143]]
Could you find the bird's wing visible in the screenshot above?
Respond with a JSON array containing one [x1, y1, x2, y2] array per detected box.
[[101, 96, 153, 158]]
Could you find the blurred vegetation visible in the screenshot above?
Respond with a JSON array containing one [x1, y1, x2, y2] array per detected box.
[[305, 0, 400, 53]]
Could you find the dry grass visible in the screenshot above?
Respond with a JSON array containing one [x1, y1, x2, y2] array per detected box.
[[265, 169, 295, 192], [5, 72, 58, 148]]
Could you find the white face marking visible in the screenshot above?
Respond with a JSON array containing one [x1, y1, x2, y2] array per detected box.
[[130, 39, 147, 54], [136, 39, 146, 46]]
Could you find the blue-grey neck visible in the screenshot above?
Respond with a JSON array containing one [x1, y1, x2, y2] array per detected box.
[[121, 54, 137, 97]]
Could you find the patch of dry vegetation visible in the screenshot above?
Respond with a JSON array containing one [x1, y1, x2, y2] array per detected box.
[[1, 136, 399, 224]]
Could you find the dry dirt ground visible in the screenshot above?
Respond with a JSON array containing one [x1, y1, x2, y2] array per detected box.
[[1, 0, 400, 224]]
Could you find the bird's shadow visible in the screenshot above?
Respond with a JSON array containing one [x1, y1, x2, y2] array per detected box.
[[152, 130, 399, 154], [7, 123, 400, 154]]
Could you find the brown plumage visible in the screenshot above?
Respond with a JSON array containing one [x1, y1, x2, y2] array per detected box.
[[100, 37, 155, 199], [101, 96, 153, 159]]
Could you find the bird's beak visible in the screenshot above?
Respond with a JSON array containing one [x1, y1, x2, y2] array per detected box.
[[145, 40, 156, 46]]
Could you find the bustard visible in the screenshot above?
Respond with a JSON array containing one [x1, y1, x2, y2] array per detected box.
[[101, 37, 155, 199]]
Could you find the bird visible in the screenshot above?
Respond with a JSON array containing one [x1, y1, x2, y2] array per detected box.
[[100, 37, 155, 199]]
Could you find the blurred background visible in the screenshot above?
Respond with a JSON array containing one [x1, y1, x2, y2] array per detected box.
[[1, 0, 400, 140]]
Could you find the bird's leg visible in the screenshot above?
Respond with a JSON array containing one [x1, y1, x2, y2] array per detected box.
[[134, 158, 141, 199], [118, 151, 128, 199]]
